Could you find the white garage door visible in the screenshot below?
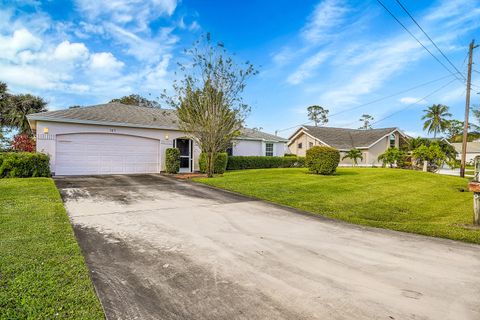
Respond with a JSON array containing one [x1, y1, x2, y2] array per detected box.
[[55, 133, 160, 175]]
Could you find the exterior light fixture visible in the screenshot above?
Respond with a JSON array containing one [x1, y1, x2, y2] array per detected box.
[[165, 134, 169, 140], [43, 127, 49, 134]]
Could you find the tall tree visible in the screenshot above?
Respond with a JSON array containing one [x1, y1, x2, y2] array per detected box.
[[0, 82, 9, 128], [359, 114, 374, 130], [110, 94, 160, 108], [162, 33, 257, 177], [421, 104, 451, 138], [445, 119, 464, 140], [7, 94, 47, 135], [0, 82, 47, 135], [307, 105, 328, 126]]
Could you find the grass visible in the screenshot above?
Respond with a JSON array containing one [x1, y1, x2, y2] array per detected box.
[[195, 168, 480, 244], [0, 178, 103, 319]]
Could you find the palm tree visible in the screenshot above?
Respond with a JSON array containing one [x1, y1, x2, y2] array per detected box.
[[6, 94, 47, 135], [342, 148, 363, 166], [422, 104, 452, 138]]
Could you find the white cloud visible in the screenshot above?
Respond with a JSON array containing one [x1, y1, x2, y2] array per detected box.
[[89, 52, 124, 74], [0, 28, 42, 60], [301, 0, 348, 43], [0, 64, 56, 89], [103, 23, 177, 62], [399, 97, 424, 104], [287, 51, 331, 85], [53, 40, 89, 61], [74, 0, 177, 31]]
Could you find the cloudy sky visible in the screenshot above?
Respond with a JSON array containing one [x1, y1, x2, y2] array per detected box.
[[1, 0, 480, 137]]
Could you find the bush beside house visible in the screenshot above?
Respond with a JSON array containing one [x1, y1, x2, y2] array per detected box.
[[165, 148, 180, 174], [0, 152, 50, 178], [305, 146, 340, 175], [199, 152, 228, 174], [226, 156, 305, 170]]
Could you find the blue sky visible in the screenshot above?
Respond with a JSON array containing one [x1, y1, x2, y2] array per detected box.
[[1, 0, 480, 138]]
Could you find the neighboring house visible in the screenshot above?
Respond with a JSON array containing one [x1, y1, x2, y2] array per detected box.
[[27, 103, 288, 175], [288, 125, 407, 166], [450, 142, 480, 164]]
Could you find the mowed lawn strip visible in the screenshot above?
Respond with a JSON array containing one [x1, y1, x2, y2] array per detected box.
[[0, 178, 103, 319], [195, 168, 480, 244]]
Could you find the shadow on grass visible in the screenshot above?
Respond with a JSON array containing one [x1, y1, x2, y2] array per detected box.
[[304, 170, 360, 176]]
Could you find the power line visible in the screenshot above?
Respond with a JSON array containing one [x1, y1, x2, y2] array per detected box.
[[375, 0, 463, 82], [394, 0, 466, 81], [328, 74, 454, 118], [370, 78, 458, 126], [275, 73, 455, 133]]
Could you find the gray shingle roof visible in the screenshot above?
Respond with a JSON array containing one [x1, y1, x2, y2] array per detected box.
[[238, 127, 288, 142], [298, 125, 399, 150], [451, 142, 480, 153], [27, 102, 287, 142]]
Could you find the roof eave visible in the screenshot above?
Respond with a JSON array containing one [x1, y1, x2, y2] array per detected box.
[[28, 116, 180, 131]]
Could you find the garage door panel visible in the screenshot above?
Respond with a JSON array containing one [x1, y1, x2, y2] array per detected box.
[[55, 133, 160, 175]]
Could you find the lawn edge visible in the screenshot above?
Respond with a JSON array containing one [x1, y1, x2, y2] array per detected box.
[[52, 179, 107, 320], [188, 178, 480, 248]]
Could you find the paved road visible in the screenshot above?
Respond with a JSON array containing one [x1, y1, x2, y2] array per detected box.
[[55, 174, 480, 320]]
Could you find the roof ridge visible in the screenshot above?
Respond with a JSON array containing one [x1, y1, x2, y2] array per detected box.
[[304, 125, 396, 132]]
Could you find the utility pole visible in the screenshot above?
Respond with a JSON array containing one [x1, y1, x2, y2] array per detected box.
[[460, 40, 475, 178]]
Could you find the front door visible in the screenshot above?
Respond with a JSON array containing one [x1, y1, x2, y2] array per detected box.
[[175, 138, 192, 173]]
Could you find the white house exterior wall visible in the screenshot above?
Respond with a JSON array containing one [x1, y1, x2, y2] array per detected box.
[[232, 139, 286, 156], [35, 121, 287, 175], [456, 153, 478, 164], [35, 121, 201, 174], [288, 130, 401, 167]]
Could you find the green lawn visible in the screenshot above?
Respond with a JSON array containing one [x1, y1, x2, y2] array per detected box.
[[0, 178, 103, 319], [195, 168, 480, 244]]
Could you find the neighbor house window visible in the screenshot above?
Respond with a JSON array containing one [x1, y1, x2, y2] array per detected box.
[[266, 143, 274, 156], [298, 142, 303, 149], [309, 141, 313, 148], [389, 134, 396, 148]]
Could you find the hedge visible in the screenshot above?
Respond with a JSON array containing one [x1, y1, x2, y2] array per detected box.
[[0, 152, 51, 178], [305, 146, 340, 175], [226, 156, 305, 170], [199, 152, 228, 174], [165, 148, 180, 174]]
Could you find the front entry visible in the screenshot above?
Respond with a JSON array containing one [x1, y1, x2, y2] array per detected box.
[[174, 138, 193, 173]]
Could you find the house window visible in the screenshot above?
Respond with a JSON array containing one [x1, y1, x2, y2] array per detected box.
[[309, 141, 313, 148], [389, 134, 396, 148], [298, 142, 303, 149], [266, 143, 274, 156]]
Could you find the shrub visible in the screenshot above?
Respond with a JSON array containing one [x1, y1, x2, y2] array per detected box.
[[412, 144, 446, 172], [378, 147, 405, 168], [282, 156, 305, 168], [0, 152, 50, 178], [12, 134, 35, 152], [199, 152, 228, 174], [305, 146, 340, 175], [226, 156, 305, 170], [165, 148, 180, 174]]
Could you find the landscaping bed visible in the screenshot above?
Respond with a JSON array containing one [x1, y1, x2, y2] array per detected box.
[[195, 168, 480, 244], [0, 178, 103, 319]]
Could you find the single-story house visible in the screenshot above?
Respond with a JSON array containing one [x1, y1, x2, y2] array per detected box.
[[288, 125, 407, 166], [451, 142, 480, 164], [27, 103, 288, 175]]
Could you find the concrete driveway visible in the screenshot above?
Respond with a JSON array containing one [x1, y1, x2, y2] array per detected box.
[[55, 174, 480, 320]]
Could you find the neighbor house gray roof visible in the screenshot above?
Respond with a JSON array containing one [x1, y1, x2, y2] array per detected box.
[[237, 127, 288, 142], [27, 102, 287, 142], [292, 125, 401, 150], [451, 142, 480, 153]]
